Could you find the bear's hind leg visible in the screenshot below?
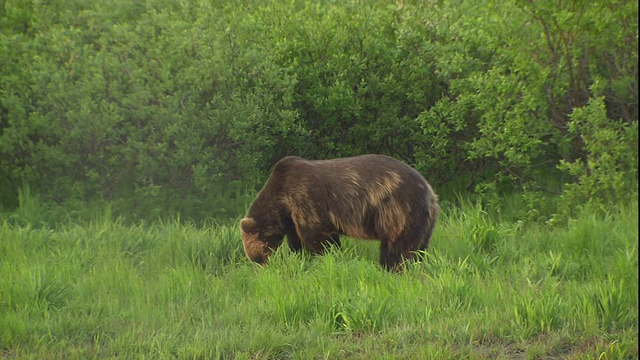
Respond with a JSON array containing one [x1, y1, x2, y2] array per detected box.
[[379, 230, 424, 271], [380, 242, 409, 271]]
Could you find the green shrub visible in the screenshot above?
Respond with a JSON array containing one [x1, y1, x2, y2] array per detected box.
[[0, 0, 637, 222], [557, 97, 638, 217]]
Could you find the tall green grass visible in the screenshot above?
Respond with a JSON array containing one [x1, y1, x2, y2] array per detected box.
[[0, 198, 637, 359]]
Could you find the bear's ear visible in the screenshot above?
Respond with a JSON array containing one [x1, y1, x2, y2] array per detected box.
[[240, 217, 258, 234]]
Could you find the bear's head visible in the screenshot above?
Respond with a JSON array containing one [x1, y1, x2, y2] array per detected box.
[[240, 217, 285, 264]]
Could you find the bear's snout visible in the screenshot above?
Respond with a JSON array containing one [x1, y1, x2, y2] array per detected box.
[[241, 229, 273, 265], [250, 255, 265, 264]]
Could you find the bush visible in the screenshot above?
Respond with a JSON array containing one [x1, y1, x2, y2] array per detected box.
[[0, 0, 637, 222], [557, 97, 638, 217]]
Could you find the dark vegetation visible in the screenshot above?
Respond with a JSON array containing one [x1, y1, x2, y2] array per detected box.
[[0, 0, 637, 223]]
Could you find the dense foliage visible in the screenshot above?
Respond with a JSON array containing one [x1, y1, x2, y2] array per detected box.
[[1, 0, 637, 221]]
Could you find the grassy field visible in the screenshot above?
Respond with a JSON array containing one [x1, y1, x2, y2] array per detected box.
[[0, 199, 637, 359]]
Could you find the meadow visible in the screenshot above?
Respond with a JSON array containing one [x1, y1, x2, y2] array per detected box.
[[1, 1, 637, 358], [0, 196, 637, 360]]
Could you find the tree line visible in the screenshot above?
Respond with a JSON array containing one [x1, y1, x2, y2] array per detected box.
[[0, 0, 637, 221]]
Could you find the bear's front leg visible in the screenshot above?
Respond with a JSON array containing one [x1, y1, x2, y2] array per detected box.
[[285, 227, 303, 252], [296, 227, 341, 255], [327, 234, 341, 248]]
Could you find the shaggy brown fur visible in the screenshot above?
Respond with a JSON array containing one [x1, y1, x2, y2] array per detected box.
[[240, 154, 439, 270]]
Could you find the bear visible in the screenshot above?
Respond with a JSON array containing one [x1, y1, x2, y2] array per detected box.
[[240, 154, 439, 271]]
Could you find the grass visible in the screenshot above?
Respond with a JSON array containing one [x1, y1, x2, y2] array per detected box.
[[0, 198, 637, 359]]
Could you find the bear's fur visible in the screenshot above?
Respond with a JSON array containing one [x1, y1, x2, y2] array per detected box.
[[240, 154, 439, 270]]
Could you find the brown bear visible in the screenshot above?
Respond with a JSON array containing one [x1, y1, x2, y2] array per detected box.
[[240, 154, 439, 271]]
